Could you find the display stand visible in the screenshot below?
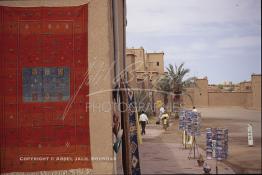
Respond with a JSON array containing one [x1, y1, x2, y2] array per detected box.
[[182, 130, 187, 149], [179, 110, 201, 151], [216, 159, 218, 174], [188, 136, 200, 159], [206, 128, 228, 174]]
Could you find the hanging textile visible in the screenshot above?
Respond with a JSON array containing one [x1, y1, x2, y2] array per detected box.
[[0, 4, 91, 173], [135, 107, 142, 145], [127, 88, 141, 175], [119, 80, 141, 175]]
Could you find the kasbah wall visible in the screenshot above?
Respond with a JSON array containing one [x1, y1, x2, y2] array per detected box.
[[125, 48, 261, 112], [183, 74, 261, 111]]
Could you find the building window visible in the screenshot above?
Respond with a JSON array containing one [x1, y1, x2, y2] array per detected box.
[[23, 67, 70, 102], [157, 62, 159, 66]]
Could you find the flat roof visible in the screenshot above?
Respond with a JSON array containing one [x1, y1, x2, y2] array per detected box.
[[147, 52, 164, 55]]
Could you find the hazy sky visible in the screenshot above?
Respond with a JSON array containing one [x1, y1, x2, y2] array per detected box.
[[126, 0, 261, 84]]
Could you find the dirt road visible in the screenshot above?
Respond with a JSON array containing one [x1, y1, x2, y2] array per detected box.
[[139, 121, 234, 174], [197, 107, 261, 174]]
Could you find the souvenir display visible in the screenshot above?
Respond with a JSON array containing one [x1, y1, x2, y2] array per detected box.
[[206, 128, 228, 160], [179, 110, 187, 130], [179, 110, 201, 136]]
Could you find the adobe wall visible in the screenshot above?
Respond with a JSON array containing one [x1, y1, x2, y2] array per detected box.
[[208, 92, 252, 107], [146, 53, 164, 74], [182, 79, 208, 108], [88, 0, 115, 174], [183, 77, 259, 110], [246, 92, 253, 108], [126, 48, 145, 72], [193, 79, 208, 107], [126, 54, 137, 88], [240, 81, 252, 91], [182, 88, 194, 107], [252, 75, 261, 110], [115, 0, 125, 78]]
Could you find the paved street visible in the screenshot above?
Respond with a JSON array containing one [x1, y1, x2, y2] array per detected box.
[[139, 123, 235, 174]]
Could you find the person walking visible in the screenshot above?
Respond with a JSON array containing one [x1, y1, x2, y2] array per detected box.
[[192, 106, 197, 112], [160, 112, 169, 130], [139, 111, 149, 135], [156, 105, 165, 124]]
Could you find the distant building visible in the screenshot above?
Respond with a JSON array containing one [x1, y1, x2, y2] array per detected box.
[[208, 84, 222, 92], [126, 47, 165, 89], [126, 48, 261, 112], [239, 81, 252, 92], [183, 75, 261, 111]]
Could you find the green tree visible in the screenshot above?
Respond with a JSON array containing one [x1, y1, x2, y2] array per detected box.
[[134, 89, 153, 115], [154, 75, 171, 106], [218, 84, 223, 89], [155, 63, 196, 109], [167, 63, 196, 107]]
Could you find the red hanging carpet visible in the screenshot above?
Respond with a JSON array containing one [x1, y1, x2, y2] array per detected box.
[[0, 4, 91, 173]]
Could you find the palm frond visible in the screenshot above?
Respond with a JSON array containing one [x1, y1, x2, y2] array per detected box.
[[156, 62, 196, 107]]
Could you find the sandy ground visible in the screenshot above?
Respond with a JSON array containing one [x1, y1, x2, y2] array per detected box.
[[140, 124, 234, 174], [197, 107, 261, 174], [140, 106, 261, 174]]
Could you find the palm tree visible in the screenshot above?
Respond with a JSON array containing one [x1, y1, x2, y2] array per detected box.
[[167, 63, 196, 107], [134, 89, 153, 115], [154, 75, 172, 106], [155, 63, 196, 109]]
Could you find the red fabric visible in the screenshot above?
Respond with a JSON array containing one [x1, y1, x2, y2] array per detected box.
[[0, 4, 91, 173]]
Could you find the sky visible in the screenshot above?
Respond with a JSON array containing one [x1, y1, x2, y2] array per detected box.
[[126, 0, 261, 84]]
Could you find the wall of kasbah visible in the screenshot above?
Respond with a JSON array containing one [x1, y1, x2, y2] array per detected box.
[[208, 92, 251, 107], [126, 48, 145, 72], [146, 53, 164, 74], [207, 75, 260, 109], [182, 77, 260, 110], [193, 79, 209, 107], [182, 79, 208, 108], [0, 0, 120, 174], [126, 54, 137, 88], [252, 75, 261, 110], [182, 88, 194, 107], [240, 81, 252, 91], [245, 92, 253, 108], [135, 49, 145, 72]]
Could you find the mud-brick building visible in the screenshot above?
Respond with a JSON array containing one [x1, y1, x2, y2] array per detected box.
[[0, 0, 131, 174], [183, 74, 261, 111], [126, 47, 165, 89]]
